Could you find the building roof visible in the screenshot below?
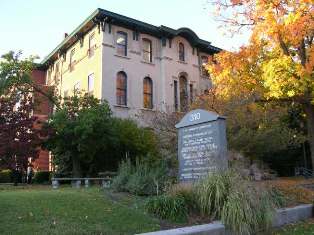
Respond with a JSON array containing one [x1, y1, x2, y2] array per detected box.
[[41, 8, 222, 66]]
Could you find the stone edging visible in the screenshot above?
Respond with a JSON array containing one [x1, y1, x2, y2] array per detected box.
[[137, 204, 313, 235]]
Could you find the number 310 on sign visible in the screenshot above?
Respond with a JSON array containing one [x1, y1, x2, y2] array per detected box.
[[189, 113, 200, 121]]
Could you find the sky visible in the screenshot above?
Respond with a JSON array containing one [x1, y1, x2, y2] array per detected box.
[[0, 0, 250, 62]]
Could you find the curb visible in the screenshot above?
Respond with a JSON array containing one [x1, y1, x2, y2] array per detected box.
[[137, 204, 313, 235]]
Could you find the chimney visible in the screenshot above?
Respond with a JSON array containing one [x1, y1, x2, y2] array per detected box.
[[64, 33, 68, 38]]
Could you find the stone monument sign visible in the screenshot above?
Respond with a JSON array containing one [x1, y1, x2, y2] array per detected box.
[[175, 109, 228, 182]]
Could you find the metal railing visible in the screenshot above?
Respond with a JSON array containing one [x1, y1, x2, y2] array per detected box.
[[295, 167, 314, 178]]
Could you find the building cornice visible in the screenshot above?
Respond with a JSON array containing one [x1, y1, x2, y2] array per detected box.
[[41, 8, 222, 66]]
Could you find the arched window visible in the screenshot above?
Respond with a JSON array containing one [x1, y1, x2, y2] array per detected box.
[[142, 39, 152, 62], [143, 77, 153, 109], [179, 75, 188, 112], [179, 43, 185, 61], [116, 31, 128, 56], [201, 56, 209, 76], [116, 71, 127, 105]]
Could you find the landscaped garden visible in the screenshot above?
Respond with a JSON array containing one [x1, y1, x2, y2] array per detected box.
[[1, 1, 313, 234]]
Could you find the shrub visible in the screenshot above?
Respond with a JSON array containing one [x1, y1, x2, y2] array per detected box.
[[111, 158, 133, 192], [0, 169, 12, 183], [168, 183, 198, 213], [197, 170, 235, 217], [33, 171, 51, 184], [112, 158, 168, 196], [268, 187, 287, 208], [145, 194, 188, 222], [197, 170, 276, 235]]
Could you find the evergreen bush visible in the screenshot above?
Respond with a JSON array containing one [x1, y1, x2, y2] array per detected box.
[[33, 171, 51, 184], [145, 194, 188, 222], [0, 169, 12, 183]]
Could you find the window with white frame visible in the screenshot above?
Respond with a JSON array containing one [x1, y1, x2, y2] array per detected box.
[[142, 39, 152, 62], [88, 73, 94, 95], [116, 31, 128, 56]]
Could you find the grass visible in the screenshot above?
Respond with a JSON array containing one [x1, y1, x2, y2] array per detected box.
[[0, 185, 160, 235], [272, 219, 314, 235]]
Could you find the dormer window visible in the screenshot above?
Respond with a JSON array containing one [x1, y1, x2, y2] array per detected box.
[[116, 31, 128, 56], [179, 43, 185, 61], [142, 39, 152, 62]]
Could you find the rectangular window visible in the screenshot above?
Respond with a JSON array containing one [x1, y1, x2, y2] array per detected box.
[[142, 39, 152, 62], [174, 80, 178, 111], [88, 73, 94, 95], [116, 31, 127, 56], [190, 84, 193, 104], [89, 33, 96, 57], [69, 48, 75, 71]]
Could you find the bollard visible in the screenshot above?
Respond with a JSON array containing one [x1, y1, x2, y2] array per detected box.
[[84, 179, 90, 188], [102, 179, 110, 188], [52, 179, 59, 189]]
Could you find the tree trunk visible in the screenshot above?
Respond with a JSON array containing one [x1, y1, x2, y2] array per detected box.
[[304, 103, 314, 169], [72, 156, 82, 177]]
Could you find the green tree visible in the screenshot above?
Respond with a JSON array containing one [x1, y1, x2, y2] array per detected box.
[[0, 51, 57, 105], [45, 93, 158, 177]]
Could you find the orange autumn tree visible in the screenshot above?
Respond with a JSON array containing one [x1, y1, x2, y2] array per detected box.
[[208, 0, 314, 167]]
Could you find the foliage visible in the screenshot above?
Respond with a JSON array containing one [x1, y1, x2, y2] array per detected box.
[[0, 91, 42, 171], [44, 93, 158, 177], [0, 51, 57, 105], [194, 91, 305, 171], [196, 171, 278, 235], [0, 169, 12, 183], [33, 171, 51, 184], [145, 194, 188, 223], [207, 0, 314, 166], [111, 158, 133, 192], [112, 158, 168, 196], [140, 110, 183, 176], [197, 170, 234, 217], [167, 183, 199, 213]]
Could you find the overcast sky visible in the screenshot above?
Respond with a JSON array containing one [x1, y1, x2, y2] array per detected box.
[[0, 0, 250, 62]]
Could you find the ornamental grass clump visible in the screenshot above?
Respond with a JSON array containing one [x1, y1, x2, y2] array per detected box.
[[145, 194, 188, 223], [112, 158, 168, 195], [197, 170, 234, 218], [197, 170, 278, 235]]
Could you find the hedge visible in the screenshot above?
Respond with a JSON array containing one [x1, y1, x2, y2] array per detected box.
[[0, 170, 12, 183], [33, 171, 51, 184]]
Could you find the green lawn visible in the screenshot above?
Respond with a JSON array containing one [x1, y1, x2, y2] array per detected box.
[[0, 185, 160, 235], [272, 219, 314, 235]]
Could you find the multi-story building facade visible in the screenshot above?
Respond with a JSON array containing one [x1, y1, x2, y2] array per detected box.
[[42, 8, 221, 121]]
